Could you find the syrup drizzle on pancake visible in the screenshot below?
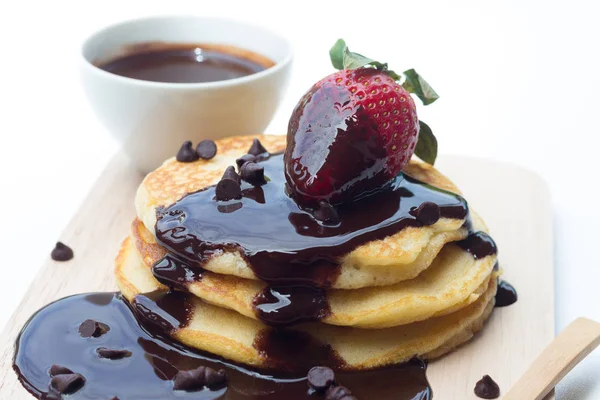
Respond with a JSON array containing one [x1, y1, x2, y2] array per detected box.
[[152, 255, 333, 327], [156, 153, 469, 289], [152, 254, 203, 292], [154, 152, 501, 326], [252, 286, 331, 326]]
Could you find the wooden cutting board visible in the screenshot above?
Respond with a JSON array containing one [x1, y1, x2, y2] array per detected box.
[[0, 153, 555, 399]]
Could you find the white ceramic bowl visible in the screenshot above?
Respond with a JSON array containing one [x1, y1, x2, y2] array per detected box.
[[80, 16, 293, 173]]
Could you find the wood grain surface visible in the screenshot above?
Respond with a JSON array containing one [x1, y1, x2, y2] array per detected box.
[[0, 154, 555, 399], [429, 156, 555, 399]]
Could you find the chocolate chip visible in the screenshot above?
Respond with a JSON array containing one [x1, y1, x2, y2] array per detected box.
[[307, 366, 336, 393], [173, 366, 227, 391], [248, 138, 268, 156], [222, 166, 241, 185], [326, 385, 357, 400], [50, 373, 85, 395], [49, 364, 73, 377], [215, 177, 242, 201], [236, 154, 257, 170], [51, 242, 73, 261], [78, 319, 110, 338], [176, 141, 200, 163], [410, 201, 440, 225], [474, 375, 500, 399], [215, 166, 242, 200], [314, 201, 340, 225], [96, 347, 132, 360], [240, 162, 266, 185], [196, 140, 217, 160]]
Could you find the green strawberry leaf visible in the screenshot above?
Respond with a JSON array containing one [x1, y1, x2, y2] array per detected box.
[[330, 39, 374, 70], [343, 50, 375, 70], [402, 69, 440, 105], [329, 39, 346, 70], [414, 121, 438, 165]]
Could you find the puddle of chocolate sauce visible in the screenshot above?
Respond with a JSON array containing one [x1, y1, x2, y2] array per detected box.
[[14, 292, 432, 399], [155, 153, 469, 289]]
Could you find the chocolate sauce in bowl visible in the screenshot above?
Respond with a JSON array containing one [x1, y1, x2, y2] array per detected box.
[[14, 292, 432, 399], [98, 43, 274, 84], [155, 153, 469, 288]]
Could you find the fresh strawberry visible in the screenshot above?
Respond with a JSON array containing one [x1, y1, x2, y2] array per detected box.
[[284, 40, 439, 207]]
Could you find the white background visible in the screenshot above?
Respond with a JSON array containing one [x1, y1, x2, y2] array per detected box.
[[1, 0, 599, 398]]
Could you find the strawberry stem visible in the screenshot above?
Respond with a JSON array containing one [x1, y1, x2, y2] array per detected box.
[[329, 39, 439, 106]]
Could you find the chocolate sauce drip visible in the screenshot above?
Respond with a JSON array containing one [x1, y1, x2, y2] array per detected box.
[[253, 328, 345, 372], [14, 292, 432, 399], [456, 232, 498, 259], [495, 280, 518, 307], [153, 255, 330, 327], [153, 254, 203, 291], [132, 290, 193, 332], [155, 153, 468, 287], [252, 286, 330, 326]]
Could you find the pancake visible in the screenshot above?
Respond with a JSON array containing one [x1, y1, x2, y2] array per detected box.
[[115, 236, 496, 370], [135, 134, 470, 289], [130, 212, 497, 328]]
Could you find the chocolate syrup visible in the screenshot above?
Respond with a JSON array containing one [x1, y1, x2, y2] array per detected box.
[[131, 290, 193, 332], [98, 43, 272, 84], [155, 153, 469, 288], [252, 286, 330, 326], [152, 255, 330, 327], [254, 328, 345, 372], [153, 254, 203, 291], [14, 292, 432, 399], [456, 232, 497, 259], [495, 280, 518, 307]]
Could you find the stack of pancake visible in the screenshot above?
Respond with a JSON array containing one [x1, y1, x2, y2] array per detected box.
[[115, 134, 499, 371]]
